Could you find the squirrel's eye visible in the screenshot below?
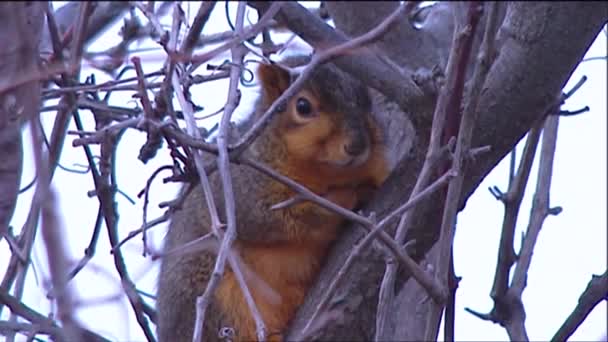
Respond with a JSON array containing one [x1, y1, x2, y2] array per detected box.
[[295, 97, 314, 117]]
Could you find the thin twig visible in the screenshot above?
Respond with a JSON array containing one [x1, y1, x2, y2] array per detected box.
[[40, 188, 81, 341], [45, 2, 64, 62], [139, 165, 174, 256], [490, 124, 542, 301], [180, 1, 217, 57], [138, 1, 228, 338], [73, 37, 159, 336], [0, 292, 111, 342], [300, 169, 454, 336], [424, 3, 484, 340], [443, 3, 500, 340], [468, 112, 554, 335], [551, 271, 608, 341], [154, 232, 216, 260], [95, 128, 157, 339], [131, 56, 155, 119], [3, 29, 84, 342], [29, 94, 79, 340], [444, 252, 461, 342], [191, 7, 329, 49], [210, 2, 268, 340], [69, 2, 93, 77], [502, 114, 560, 341], [64, 208, 103, 282], [43, 70, 164, 96], [187, 3, 283, 70], [113, 212, 170, 252]]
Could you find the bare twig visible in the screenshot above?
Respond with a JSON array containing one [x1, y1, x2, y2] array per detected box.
[[2, 1, 92, 332], [191, 6, 329, 49], [72, 117, 141, 146], [0, 292, 111, 342], [187, 3, 283, 70], [300, 169, 455, 339], [45, 2, 64, 61], [43, 70, 165, 96], [552, 271, 608, 341], [467, 108, 562, 341], [93, 127, 157, 338], [132, 56, 155, 119], [155, 232, 215, 260], [510, 116, 560, 296], [444, 254, 460, 342], [500, 114, 561, 341], [180, 1, 217, 57], [424, 3, 483, 340], [39, 188, 81, 341], [113, 184, 193, 254], [68, 2, 93, 77], [270, 194, 306, 210], [28, 103, 81, 339], [49, 33, 134, 305], [114, 212, 170, 252], [490, 124, 542, 302], [0, 61, 79, 95], [64, 208, 103, 281], [444, 3, 500, 340], [0, 321, 59, 338], [465, 113, 542, 332], [137, 1, 232, 339], [65, 34, 159, 338], [205, 2, 268, 340], [139, 165, 173, 256], [244, 155, 447, 300]]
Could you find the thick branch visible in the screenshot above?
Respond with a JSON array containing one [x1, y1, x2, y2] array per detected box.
[[463, 1, 607, 201], [324, 1, 441, 70]]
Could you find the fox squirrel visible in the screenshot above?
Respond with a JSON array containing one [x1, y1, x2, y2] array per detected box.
[[156, 57, 390, 342]]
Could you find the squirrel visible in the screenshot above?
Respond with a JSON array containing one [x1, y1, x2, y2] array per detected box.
[[156, 56, 391, 342]]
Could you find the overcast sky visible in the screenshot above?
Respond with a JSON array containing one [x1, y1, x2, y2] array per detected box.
[[2, 3, 606, 341]]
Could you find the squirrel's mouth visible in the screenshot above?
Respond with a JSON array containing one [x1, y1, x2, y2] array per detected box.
[[323, 146, 371, 169]]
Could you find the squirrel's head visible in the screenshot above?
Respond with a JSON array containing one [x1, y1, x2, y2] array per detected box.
[[256, 60, 384, 182]]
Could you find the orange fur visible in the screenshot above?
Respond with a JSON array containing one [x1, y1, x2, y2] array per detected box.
[[216, 241, 327, 341]]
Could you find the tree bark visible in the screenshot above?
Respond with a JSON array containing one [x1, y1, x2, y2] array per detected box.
[[0, 2, 45, 239]]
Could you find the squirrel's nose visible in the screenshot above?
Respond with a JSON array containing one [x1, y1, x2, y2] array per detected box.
[[344, 138, 367, 157]]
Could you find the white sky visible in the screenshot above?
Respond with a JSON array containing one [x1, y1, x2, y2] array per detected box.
[[2, 2, 606, 341]]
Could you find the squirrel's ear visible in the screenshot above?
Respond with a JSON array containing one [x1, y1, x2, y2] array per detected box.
[[257, 63, 291, 100]]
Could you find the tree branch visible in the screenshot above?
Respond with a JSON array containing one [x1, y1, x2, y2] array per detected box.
[[552, 271, 608, 342], [324, 1, 440, 70], [248, 1, 435, 119]]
